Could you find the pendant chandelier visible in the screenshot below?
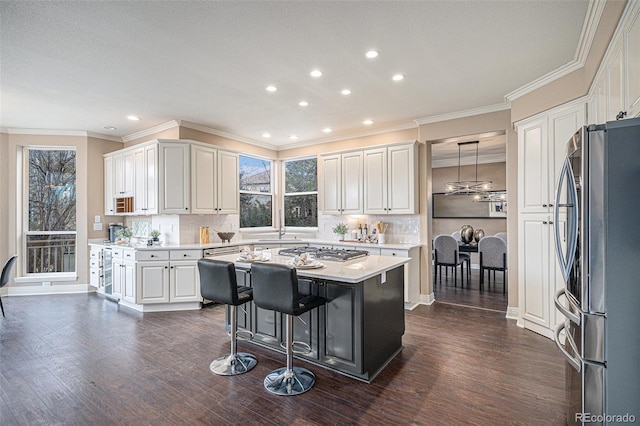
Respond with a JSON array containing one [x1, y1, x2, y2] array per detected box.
[[445, 141, 492, 196]]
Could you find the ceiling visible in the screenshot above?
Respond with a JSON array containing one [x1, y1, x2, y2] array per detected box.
[[1, 1, 590, 152]]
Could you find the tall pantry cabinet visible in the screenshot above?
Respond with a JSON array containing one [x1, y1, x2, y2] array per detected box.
[[516, 101, 585, 339]]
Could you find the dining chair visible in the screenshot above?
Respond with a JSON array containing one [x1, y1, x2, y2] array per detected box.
[[433, 235, 470, 287], [479, 237, 507, 293], [0, 255, 18, 317], [494, 232, 507, 243], [451, 231, 462, 242]]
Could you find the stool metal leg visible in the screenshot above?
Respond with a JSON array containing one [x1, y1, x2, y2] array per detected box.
[[264, 314, 315, 396], [210, 305, 257, 376]]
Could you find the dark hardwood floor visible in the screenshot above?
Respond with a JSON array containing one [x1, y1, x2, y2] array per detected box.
[[433, 266, 508, 312], [0, 293, 568, 425]]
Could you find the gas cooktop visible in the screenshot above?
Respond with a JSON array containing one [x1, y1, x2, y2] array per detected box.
[[278, 247, 369, 262]]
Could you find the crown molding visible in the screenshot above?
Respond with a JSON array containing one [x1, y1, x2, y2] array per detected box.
[[505, 0, 605, 104], [121, 120, 180, 143], [87, 132, 124, 143], [177, 120, 277, 150], [277, 121, 418, 151], [432, 153, 506, 169], [414, 103, 510, 126], [1, 128, 91, 137]]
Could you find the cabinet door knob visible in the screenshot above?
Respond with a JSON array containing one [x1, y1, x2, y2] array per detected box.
[[183, 254, 188, 257], [549, 221, 554, 225], [542, 204, 548, 207], [543, 221, 548, 225], [164, 266, 168, 269], [150, 254, 155, 258]]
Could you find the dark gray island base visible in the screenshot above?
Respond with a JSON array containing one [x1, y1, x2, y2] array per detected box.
[[227, 264, 405, 383]]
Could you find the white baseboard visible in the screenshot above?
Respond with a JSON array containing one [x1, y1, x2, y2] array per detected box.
[[8, 284, 91, 296], [419, 293, 435, 305], [505, 306, 519, 320]]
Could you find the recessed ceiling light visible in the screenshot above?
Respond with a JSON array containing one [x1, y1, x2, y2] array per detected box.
[[363, 119, 374, 125], [392, 74, 405, 81], [341, 89, 352, 95], [102, 126, 117, 130], [298, 100, 309, 107], [310, 70, 323, 78], [322, 128, 332, 133], [289, 135, 298, 140], [365, 50, 379, 59], [266, 85, 277, 92], [262, 133, 271, 138], [126, 115, 140, 121]]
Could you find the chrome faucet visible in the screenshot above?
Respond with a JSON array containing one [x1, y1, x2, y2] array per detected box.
[[278, 209, 286, 239]]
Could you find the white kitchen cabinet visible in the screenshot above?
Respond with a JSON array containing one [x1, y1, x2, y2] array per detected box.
[[158, 142, 190, 214], [104, 156, 115, 216], [191, 144, 239, 214], [112, 249, 135, 303], [606, 36, 625, 122], [320, 151, 363, 215], [626, 2, 640, 118], [89, 246, 103, 290], [133, 144, 158, 215], [137, 250, 201, 304], [516, 101, 585, 339], [363, 143, 417, 215], [137, 261, 170, 304], [113, 150, 135, 197]]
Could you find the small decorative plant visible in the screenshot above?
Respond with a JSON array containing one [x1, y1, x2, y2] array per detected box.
[[117, 227, 133, 241], [150, 229, 161, 241], [332, 223, 349, 240]]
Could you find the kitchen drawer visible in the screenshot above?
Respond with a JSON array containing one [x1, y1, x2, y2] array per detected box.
[[169, 250, 201, 260], [112, 247, 125, 258], [89, 258, 102, 268], [137, 250, 169, 261], [90, 248, 102, 260], [89, 267, 103, 288], [380, 248, 408, 257]]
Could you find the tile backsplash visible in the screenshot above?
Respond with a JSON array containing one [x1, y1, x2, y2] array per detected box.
[[126, 213, 420, 245]]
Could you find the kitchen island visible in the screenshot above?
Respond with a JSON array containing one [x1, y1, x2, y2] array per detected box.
[[211, 249, 409, 382]]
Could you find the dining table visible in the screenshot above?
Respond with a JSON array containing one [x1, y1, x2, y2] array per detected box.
[[458, 241, 479, 253]]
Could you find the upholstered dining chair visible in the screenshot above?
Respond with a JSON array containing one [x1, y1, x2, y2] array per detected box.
[[494, 232, 508, 243], [0, 255, 18, 317], [433, 235, 470, 287], [451, 231, 462, 242], [479, 236, 507, 293]]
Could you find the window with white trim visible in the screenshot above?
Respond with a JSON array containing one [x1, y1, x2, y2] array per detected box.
[[24, 148, 77, 275], [283, 157, 317, 227], [239, 155, 273, 228]]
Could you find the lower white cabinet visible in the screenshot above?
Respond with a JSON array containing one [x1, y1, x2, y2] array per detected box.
[[113, 256, 135, 302], [136, 250, 201, 304]]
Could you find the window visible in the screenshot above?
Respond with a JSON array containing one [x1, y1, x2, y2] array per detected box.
[[24, 149, 77, 275], [239, 155, 273, 228], [284, 157, 317, 227]]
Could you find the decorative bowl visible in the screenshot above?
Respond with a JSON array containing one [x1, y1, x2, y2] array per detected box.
[[217, 232, 235, 243]]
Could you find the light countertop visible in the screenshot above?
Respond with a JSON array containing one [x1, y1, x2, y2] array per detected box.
[[210, 249, 410, 284], [88, 238, 421, 251]]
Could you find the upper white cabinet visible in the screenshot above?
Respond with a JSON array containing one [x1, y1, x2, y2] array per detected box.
[[158, 142, 190, 214], [626, 2, 640, 118], [104, 156, 115, 215], [320, 151, 363, 215], [588, 1, 640, 121], [191, 145, 239, 214], [113, 150, 135, 197], [517, 104, 585, 215], [363, 143, 417, 215], [133, 144, 158, 215]]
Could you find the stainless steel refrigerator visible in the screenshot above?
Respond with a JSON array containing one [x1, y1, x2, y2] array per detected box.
[[553, 117, 640, 425]]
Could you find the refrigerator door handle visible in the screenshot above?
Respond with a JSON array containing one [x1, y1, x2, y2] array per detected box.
[[554, 322, 581, 372], [554, 287, 581, 325], [554, 157, 579, 284]]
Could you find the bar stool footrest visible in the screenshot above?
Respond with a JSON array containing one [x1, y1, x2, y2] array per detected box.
[[279, 340, 312, 355]]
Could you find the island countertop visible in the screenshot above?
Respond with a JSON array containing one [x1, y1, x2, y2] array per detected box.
[[209, 249, 411, 284]]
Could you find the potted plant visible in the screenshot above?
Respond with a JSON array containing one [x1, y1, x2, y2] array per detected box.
[[150, 229, 161, 242], [332, 223, 348, 241], [116, 227, 133, 243]]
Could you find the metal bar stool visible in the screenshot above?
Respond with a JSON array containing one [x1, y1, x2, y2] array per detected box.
[[251, 262, 326, 396], [197, 259, 257, 375]]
